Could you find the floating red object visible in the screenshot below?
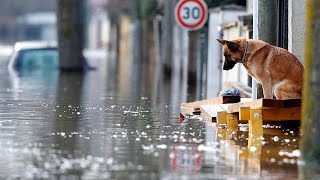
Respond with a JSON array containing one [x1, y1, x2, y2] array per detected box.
[[179, 113, 185, 122]]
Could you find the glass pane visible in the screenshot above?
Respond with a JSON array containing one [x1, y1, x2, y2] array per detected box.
[[19, 49, 58, 69]]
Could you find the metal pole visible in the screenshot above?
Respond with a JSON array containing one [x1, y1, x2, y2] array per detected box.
[[252, 0, 258, 100]]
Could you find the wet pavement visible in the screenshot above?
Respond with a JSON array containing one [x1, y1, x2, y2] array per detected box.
[[0, 51, 302, 179]]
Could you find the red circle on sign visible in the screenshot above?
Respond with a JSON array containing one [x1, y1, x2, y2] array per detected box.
[[175, 0, 208, 30]]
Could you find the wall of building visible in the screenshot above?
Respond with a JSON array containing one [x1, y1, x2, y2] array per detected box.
[[247, 0, 253, 13], [288, 0, 306, 63], [88, 15, 111, 49], [205, 1, 306, 99], [0, 0, 56, 43], [206, 6, 247, 98], [221, 24, 249, 87]]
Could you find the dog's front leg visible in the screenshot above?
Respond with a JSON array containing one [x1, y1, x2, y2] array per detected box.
[[262, 82, 273, 99]]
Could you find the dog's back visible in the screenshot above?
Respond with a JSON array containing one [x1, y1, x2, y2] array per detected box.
[[249, 39, 303, 99], [269, 45, 303, 99]]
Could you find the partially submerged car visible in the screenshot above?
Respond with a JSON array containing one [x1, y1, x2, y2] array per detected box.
[[7, 41, 58, 71]]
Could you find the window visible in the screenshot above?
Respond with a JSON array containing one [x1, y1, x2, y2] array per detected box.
[[16, 48, 58, 69]]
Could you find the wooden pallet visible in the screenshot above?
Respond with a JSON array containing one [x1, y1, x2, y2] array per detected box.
[[198, 98, 301, 136], [228, 99, 301, 136], [199, 98, 251, 124], [180, 96, 241, 115], [181, 98, 302, 159], [213, 99, 301, 159]]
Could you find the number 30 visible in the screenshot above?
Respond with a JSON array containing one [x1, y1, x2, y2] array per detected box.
[[182, 7, 200, 19]]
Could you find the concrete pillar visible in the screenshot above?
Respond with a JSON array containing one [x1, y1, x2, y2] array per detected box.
[[57, 0, 86, 71], [256, 0, 278, 99], [187, 30, 200, 98], [161, 0, 178, 73], [300, 0, 320, 171], [288, 0, 306, 63], [258, 0, 278, 45]]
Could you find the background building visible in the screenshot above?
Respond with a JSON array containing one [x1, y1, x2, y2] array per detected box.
[[0, 0, 56, 43], [206, 0, 306, 99]]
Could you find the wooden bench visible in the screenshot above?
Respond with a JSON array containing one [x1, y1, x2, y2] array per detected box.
[[216, 98, 301, 137], [184, 98, 301, 159], [181, 97, 301, 136]]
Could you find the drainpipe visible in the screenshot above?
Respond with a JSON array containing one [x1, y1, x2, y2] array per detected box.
[[252, 0, 258, 100]]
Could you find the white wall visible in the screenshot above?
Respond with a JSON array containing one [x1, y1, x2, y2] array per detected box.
[[42, 25, 57, 41], [247, 0, 253, 13], [221, 26, 249, 86], [207, 9, 247, 98], [88, 15, 111, 49], [171, 25, 189, 104], [288, 0, 306, 63]]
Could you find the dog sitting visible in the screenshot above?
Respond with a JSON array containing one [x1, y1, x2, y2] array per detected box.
[[217, 37, 304, 100]]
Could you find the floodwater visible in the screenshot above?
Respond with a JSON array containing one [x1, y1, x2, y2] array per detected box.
[[0, 49, 304, 179]]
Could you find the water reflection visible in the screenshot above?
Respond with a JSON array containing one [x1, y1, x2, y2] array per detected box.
[[200, 122, 300, 179]]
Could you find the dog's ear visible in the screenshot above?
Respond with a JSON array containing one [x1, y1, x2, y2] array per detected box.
[[225, 40, 239, 52], [217, 39, 226, 45]]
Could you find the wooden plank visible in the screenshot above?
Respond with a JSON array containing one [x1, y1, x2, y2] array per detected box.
[[225, 113, 239, 140], [180, 96, 240, 111], [216, 128, 227, 140], [249, 109, 263, 138], [241, 98, 253, 102], [228, 98, 301, 113], [248, 107, 301, 139], [219, 103, 233, 111], [239, 107, 250, 121], [226, 126, 238, 140], [217, 112, 227, 124], [283, 99, 302, 107], [252, 99, 301, 108], [237, 106, 300, 121], [228, 100, 255, 113], [200, 105, 226, 122], [250, 99, 285, 109], [247, 136, 263, 158], [180, 106, 200, 115], [259, 107, 301, 121], [226, 113, 239, 127]]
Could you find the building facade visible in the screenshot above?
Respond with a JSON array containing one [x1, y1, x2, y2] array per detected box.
[[206, 0, 306, 99]]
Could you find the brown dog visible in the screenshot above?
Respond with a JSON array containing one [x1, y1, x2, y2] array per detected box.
[[217, 37, 304, 100]]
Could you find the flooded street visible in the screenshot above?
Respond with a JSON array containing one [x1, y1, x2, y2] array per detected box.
[[0, 0, 319, 179], [0, 52, 198, 179], [0, 51, 302, 179]]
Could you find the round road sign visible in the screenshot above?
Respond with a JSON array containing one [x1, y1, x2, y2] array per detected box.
[[174, 0, 208, 31]]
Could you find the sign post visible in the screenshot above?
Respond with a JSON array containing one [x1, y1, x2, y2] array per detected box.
[[174, 0, 208, 31]]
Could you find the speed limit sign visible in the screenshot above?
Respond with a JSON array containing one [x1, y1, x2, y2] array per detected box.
[[174, 0, 208, 31]]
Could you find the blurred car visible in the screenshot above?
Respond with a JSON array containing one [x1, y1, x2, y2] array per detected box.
[[7, 41, 58, 71]]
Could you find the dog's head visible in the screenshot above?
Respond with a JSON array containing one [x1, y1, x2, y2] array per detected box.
[[217, 38, 246, 71]]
